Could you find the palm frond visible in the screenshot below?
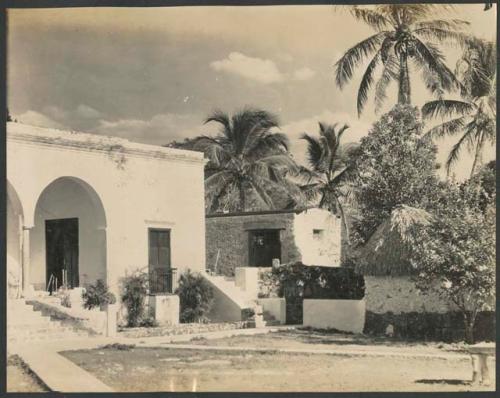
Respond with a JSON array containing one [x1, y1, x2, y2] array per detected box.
[[335, 31, 388, 89], [422, 99, 475, 119], [446, 130, 471, 175], [423, 116, 467, 140], [374, 53, 398, 113], [301, 133, 323, 170], [204, 110, 232, 140], [357, 50, 382, 116], [350, 7, 391, 31], [413, 19, 470, 31], [412, 39, 460, 92]]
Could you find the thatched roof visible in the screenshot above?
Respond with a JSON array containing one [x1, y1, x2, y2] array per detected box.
[[354, 205, 434, 277]]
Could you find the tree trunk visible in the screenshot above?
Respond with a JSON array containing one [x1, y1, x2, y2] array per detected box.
[[398, 52, 411, 105], [470, 135, 484, 178], [463, 312, 476, 344]]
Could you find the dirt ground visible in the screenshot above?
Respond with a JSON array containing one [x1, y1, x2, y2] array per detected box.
[[178, 329, 470, 355], [61, 345, 495, 392], [7, 356, 49, 392]]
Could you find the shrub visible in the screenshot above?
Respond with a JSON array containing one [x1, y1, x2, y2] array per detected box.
[[82, 279, 116, 310], [175, 270, 214, 323], [121, 271, 149, 327], [272, 262, 365, 300]]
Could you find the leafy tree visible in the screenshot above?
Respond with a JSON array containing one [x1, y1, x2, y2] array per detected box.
[[351, 105, 440, 244], [299, 122, 360, 241], [335, 5, 467, 115], [422, 38, 496, 177], [175, 270, 214, 323], [410, 180, 495, 343], [193, 108, 301, 213]]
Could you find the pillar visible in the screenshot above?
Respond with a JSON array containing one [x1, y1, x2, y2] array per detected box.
[[22, 226, 32, 296]]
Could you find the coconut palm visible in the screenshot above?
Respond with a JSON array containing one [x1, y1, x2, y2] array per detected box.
[[422, 39, 496, 177], [194, 108, 301, 213], [299, 122, 359, 242], [335, 4, 468, 116]]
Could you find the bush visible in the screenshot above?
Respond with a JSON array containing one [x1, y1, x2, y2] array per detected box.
[[175, 270, 214, 323], [82, 279, 116, 310], [272, 262, 365, 300], [121, 271, 149, 327]]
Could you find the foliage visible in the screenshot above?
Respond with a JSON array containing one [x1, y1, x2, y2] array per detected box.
[[422, 38, 496, 177], [82, 279, 116, 310], [271, 262, 365, 300], [409, 180, 495, 343], [298, 122, 360, 241], [175, 270, 214, 323], [192, 108, 302, 213], [120, 271, 149, 327], [335, 4, 467, 115], [351, 105, 441, 244]]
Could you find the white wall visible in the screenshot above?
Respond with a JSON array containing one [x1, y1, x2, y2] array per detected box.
[[303, 299, 366, 333], [7, 122, 206, 297], [7, 194, 22, 270], [31, 179, 106, 289], [293, 208, 342, 267]]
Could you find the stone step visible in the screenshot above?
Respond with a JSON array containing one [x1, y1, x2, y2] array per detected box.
[[7, 317, 54, 328]]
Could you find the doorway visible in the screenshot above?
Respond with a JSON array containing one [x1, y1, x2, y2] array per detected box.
[[248, 229, 281, 267], [45, 218, 79, 291], [148, 229, 172, 293]]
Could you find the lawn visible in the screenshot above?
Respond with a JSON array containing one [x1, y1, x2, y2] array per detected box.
[[7, 356, 49, 393], [61, 344, 495, 392]]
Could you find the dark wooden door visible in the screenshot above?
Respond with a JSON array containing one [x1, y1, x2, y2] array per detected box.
[[148, 229, 172, 293], [248, 229, 281, 267], [45, 218, 79, 291]]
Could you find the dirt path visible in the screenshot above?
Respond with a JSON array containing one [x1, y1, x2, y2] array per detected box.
[[61, 346, 495, 392], [7, 356, 49, 392]]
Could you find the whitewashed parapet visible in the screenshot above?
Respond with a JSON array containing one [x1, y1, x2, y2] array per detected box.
[[303, 299, 366, 333]]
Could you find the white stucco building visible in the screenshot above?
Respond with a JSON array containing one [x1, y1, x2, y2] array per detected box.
[[7, 122, 206, 299]]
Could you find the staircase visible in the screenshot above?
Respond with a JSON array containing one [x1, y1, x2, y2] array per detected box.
[[7, 299, 90, 346], [202, 273, 281, 327]]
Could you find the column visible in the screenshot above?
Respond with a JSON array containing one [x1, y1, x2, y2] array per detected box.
[[22, 226, 32, 296]]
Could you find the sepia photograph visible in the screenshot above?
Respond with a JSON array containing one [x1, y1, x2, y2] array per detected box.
[[4, 1, 497, 394]]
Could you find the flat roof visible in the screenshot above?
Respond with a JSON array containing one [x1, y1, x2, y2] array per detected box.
[[206, 208, 312, 218], [7, 122, 205, 164]]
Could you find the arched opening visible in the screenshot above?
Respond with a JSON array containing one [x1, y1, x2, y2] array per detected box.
[[7, 181, 24, 298], [31, 177, 107, 291]]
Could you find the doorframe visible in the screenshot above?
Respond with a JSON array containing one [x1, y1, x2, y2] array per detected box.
[[45, 217, 79, 290], [247, 228, 282, 267]]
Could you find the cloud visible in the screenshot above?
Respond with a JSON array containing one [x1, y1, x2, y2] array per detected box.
[[210, 52, 285, 84], [292, 67, 316, 81], [76, 104, 102, 119], [281, 110, 373, 167], [92, 113, 209, 146], [14, 110, 66, 129]]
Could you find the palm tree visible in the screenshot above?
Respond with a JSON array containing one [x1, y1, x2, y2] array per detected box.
[[422, 39, 496, 177], [335, 5, 468, 116], [194, 108, 301, 213], [299, 122, 359, 242]]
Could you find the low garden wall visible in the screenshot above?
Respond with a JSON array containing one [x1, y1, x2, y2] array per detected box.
[[363, 276, 495, 341], [303, 299, 366, 333], [119, 321, 248, 338]]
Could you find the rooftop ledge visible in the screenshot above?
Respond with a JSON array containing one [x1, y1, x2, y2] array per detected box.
[[7, 122, 206, 164]]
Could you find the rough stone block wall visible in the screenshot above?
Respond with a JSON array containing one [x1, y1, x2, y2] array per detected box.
[[363, 276, 495, 341], [206, 213, 301, 277], [364, 276, 453, 314]]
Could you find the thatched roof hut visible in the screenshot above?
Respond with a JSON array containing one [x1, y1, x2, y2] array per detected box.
[[354, 205, 433, 276]]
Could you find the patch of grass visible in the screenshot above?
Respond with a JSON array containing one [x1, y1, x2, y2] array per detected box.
[[99, 343, 136, 351]]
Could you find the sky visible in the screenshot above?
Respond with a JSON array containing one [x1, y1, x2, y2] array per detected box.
[[7, 4, 497, 180]]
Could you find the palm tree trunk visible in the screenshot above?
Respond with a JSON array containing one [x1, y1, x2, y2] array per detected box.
[[398, 52, 411, 105], [470, 134, 484, 178]]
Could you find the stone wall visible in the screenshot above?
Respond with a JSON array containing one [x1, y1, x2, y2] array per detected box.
[[364, 276, 453, 314], [205, 212, 300, 276], [363, 276, 495, 341]]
